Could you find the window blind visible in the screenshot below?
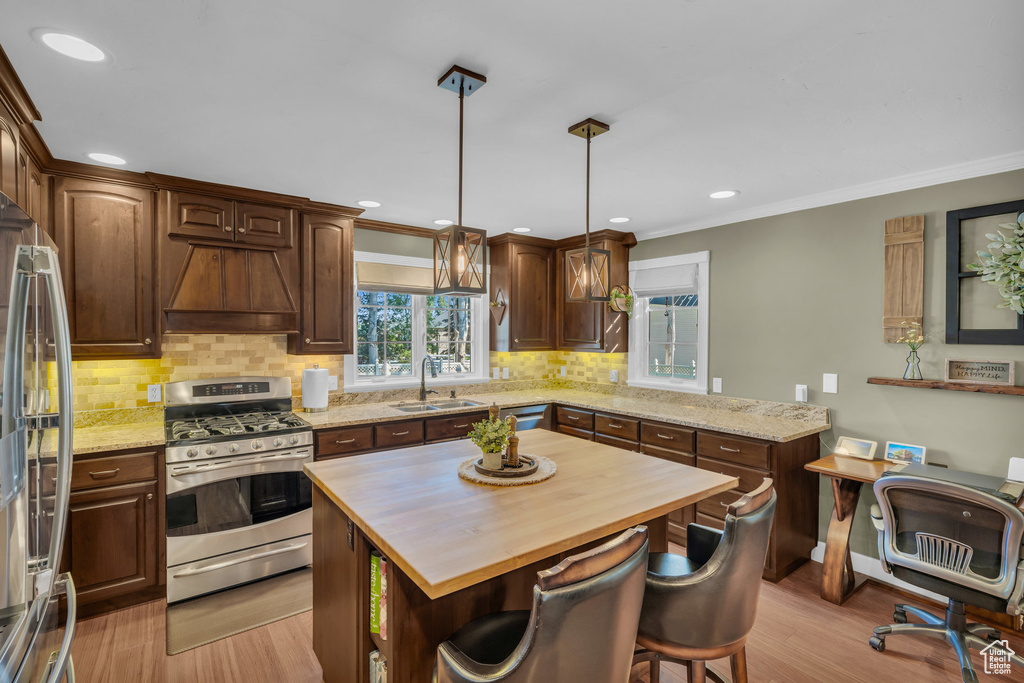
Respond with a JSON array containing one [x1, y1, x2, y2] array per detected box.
[[632, 263, 698, 298], [355, 261, 435, 295]]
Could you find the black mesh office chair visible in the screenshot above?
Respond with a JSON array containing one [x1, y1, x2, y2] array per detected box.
[[433, 525, 649, 683], [870, 474, 1024, 682]]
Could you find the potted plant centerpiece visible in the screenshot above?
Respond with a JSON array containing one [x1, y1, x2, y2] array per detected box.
[[468, 410, 513, 470]]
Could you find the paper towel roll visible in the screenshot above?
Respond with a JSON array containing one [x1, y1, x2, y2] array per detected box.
[[302, 366, 329, 412]]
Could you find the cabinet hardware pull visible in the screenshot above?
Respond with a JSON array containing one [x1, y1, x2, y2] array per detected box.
[[567, 415, 579, 421], [224, 225, 233, 232], [657, 433, 674, 440], [238, 227, 246, 234], [144, 338, 152, 345], [173, 542, 308, 578], [720, 501, 730, 507], [146, 493, 154, 500], [305, 338, 311, 343], [514, 338, 519, 343], [453, 424, 469, 429], [335, 438, 356, 444], [720, 446, 741, 453], [608, 423, 623, 429], [88, 468, 120, 479], [392, 431, 410, 436]]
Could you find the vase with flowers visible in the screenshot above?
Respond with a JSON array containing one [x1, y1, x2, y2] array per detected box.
[[896, 321, 927, 380], [468, 413, 513, 470]]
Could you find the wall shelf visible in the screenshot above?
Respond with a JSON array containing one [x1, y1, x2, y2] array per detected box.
[[867, 377, 1024, 396]]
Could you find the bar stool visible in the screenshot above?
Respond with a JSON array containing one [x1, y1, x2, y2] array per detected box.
[[633, 480, 776, 683]]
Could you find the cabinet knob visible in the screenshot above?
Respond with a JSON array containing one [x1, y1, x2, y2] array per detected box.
[[144, 338, 152, 345], [224, 225, 233, 232], [514, 338, 519, 343], [238, 227, 246, 234], [146, 493, 154, 500], [305, 338, 311, 344]]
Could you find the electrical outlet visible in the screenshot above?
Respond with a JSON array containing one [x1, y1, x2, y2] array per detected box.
[[610, 369, 619, 383], [147, 384, 162, 403], [560, 366, 566, 377], [712, 377, 722, 393], [328, 375, 338, 391], [795, 384, 808, 402], [492, 367, 500, 380], [823, 373, 838, 394], [502, 367, 510, 380]]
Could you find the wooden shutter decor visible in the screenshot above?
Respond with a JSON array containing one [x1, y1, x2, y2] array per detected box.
[[883, 215, 924, 343]]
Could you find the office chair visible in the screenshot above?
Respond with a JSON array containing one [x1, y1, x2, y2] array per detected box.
[[633, 479, 776, 683], [870, 474, 1024, 682], [433, 525, 649, 683]]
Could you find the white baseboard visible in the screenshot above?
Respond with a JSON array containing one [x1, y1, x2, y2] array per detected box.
[[809, 541, 946, 605]]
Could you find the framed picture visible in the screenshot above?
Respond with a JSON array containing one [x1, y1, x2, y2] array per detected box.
[[944, 358, 1014, 385], [834, 436, 878, 460], [885, 441, 927, 465]]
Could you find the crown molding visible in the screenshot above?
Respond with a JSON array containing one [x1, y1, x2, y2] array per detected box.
[[0, 45, 41, 124], [486, 232, 556, 248], [353, 217, 436, 239], [555, 229, 637, 249], [644, 151, 1024, 240]]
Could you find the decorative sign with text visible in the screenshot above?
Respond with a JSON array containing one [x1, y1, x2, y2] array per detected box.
[[944, 359, 1015, 385]]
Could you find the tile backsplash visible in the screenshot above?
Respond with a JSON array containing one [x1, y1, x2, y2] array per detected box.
[[488, 350, 628, 385]]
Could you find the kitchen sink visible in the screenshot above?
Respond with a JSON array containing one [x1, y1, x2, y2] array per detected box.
[[388, 402, 440, 412], [427, 399, 483, 409]]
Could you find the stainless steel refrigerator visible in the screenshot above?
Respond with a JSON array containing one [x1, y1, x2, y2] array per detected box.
[[0, 191, 76, 682]]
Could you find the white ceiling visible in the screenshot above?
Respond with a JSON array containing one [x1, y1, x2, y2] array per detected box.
[[2, 1, 1022, 240]]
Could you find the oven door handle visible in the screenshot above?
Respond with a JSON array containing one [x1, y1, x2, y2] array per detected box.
[[169, 452, 309, 477], [172, 542, 309, 578]]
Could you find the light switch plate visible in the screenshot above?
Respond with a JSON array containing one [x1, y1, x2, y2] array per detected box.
[[823, 373, 838, 394], [328, 375, 339, 391], [560, 366, 566, 377], [502, 367, 510, 380], [147, 384, 162, 403], [795, 384, 808, 402], [609, 369, 619, 383], [712, 377, 722, 393], [492, 367, 500, 380]]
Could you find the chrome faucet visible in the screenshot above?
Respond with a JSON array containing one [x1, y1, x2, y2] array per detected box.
[[420, 355, 439, 401]]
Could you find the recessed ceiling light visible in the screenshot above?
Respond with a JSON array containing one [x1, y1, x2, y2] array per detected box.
[[434, 219, 454, 226], [87, 152, 126, 165], [357, 200, 381, 208], [36, 31, 107, 62], [512, 227, 531, 233], [609, 217, 630, 224], [709, 190, 739, 199]]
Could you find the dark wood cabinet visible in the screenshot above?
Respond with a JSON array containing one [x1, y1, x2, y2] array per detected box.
[[0, 115, 16, 201], [165, 191, 295, 248], [425, 411, 488, 442], [488, 235, 556, 351], [62, 447, 164, 615], [289, 213, 354, 355], [52, 177, 159, 359], [374, 420, 425, 449], [316, 425, 375, 459], [554, 231, 633, 353]]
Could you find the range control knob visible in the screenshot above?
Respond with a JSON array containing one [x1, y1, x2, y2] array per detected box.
[[251, 440, 264, 451], [289, 435, 299, 445], [205, 446, 217, 456], [228, 443, 240, 454], [273, 437, 283, 448], [186, 447, 199, 459]]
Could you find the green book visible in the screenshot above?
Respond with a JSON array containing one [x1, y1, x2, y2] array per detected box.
[[370, 551, 381, 634]]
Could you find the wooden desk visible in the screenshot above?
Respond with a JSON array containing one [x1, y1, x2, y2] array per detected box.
[[804, 454, 902, 605], [305, 429, 738, 683]]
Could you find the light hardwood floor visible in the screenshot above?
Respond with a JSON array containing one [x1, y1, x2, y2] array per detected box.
[[71, 555, 1024, 682]]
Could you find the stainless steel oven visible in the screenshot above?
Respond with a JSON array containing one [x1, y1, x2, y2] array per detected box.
[[163, 377, 314, 603]]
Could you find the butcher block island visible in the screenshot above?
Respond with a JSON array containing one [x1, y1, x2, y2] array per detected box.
[[304, 429, 738, 682]]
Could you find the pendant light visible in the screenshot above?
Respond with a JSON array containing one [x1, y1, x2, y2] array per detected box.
[[433, 65, 488, 295], [565, 118, 611, 302]]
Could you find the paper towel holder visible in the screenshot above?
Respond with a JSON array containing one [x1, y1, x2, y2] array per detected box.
[[302, 364, 330, 413]]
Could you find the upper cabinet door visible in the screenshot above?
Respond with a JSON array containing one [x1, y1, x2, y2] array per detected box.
[[235, 201, 295, 248], [289, 213, 353, 354], [0, 117, 17, 200], [53, 178, 159, 359], [510, 244, 554, 350], [165, 191, 234, 242]]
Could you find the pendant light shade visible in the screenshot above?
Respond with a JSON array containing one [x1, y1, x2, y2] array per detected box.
[[565, 118, 611, 302], [433, 65, 488, 295]]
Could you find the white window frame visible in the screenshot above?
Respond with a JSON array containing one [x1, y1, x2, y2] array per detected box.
[[344, 251, 490, 392], [627, 251, 710, 394]]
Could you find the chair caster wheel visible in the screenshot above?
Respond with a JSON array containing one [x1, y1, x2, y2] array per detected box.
[[869, 636, 885, 652], [893, 610, 907, 624]]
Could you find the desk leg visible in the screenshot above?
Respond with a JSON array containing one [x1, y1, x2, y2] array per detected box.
[[820, 477, 868, 605]]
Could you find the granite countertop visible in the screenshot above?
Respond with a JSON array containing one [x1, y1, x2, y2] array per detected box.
[[71, 421, 166, 456], [301, 388, 830, 442]]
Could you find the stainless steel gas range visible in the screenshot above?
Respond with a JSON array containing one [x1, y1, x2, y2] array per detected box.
[[163, 376, 313, 603]]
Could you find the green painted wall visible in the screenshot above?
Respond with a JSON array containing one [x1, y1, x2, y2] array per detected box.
[[631, 168, 1024, 557], [354, 228, 432, 259]]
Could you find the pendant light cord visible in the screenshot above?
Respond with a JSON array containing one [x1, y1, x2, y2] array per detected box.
[[458, 81, 464, 230], [585, 126, 591, 251]]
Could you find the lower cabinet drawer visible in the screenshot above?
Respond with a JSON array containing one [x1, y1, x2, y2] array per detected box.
[[595, 414, 639, 441], [696, 456, 766, 494], [557, 425, 595, 441], [556, 406, 594, 431], [425, 411, 489, 442], [695, 511, 725, 531], [697, 432, 771, 469], [640, 422, 696, 453], [374, 420, 425, 449], [641, 444, 695, 467], [696, 488, 749, 521], [316, 425, 374, 459], [71, 450, 159, 491], [595, 433, 639, 452]]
